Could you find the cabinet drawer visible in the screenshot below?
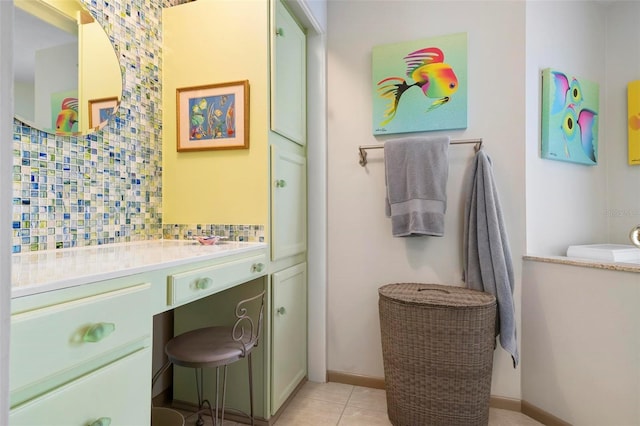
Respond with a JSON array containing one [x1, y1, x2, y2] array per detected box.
[[10, 348, 151, 426], [168, 253, 267, 306], [10, 283, 151, 406]]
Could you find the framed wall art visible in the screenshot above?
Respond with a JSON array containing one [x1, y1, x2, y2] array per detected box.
[[628, 80, 640, 165], [51, 90, 78, 134], [88, 97, 119, 128], [176, 80, 249, 152], [541, 68, 599, 165], [372, 32, 468, 136]]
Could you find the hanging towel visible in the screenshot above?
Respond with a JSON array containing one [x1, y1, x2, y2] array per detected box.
[[462, 148, 519, 367], [384, 136, 450, 237]]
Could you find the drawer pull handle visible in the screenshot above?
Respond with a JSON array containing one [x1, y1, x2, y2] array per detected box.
[[90, 418, 112, 426], [277, 307, 286, 315], [276, 27, 284, 37], [195, 277, 213, 290], [251, 263, 265, 273], [83, 323, 116, 343], [275, 179, 287, 188]]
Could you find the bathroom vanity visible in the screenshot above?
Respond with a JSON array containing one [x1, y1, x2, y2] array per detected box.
[[522, 255, 640, 425], [9, 240, 270, 425]]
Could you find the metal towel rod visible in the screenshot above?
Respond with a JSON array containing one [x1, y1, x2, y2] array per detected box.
[[358, 138, 483, 166]]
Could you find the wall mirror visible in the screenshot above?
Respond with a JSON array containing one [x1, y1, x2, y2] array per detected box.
[[13, 0, 122, 136]]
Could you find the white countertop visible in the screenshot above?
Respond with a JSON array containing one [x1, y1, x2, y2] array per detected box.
[[11, 240, 268, 298], [524, 254, 640, 273]]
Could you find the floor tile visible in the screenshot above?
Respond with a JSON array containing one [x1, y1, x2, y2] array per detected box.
[[489, 408, 544, 426], [346, 386, 387, 413], [295, 381, 354, 405], [338, 406, 392, 426], [275, 397, 345, 426]]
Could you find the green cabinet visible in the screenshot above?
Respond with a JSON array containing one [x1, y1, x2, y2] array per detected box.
[[270, 143, 307, 261], [9, 349, 151, 426], [271, 0, 306, 146], [271, 262, 307, 413], [9, 283, 153, 425], [268, 0, 309, 415]]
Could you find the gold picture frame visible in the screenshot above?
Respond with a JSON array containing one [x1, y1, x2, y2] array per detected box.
[[176, 80, 249, 152]]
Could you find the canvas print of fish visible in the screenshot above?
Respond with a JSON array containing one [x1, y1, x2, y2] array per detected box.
[[188, 94, 235, 141], [628, 80, 640, 165], [541, 68, 599, 166], [372, 32, 467, 136], [50, 90, 78, 135]]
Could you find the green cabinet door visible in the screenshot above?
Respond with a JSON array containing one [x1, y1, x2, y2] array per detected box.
[[271, 262, 307, 413], [271, 145, 307, 261], [271, 0, 306, 146]]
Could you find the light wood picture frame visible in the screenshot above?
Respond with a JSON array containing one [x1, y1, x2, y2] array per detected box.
[[176, 80, 249, 152], [88, 97, 119, 128]]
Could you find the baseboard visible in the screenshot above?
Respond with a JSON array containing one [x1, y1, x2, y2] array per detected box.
[[326, 370, 385, 389], [326, 370, 571, 425], [522, 401, 573, 426], [489, 395, 521, 411]]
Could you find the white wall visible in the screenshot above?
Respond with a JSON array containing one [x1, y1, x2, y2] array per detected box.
[[521, 2, 640, 422], [525, 1, 609, 256], [604, 1, 640, 243], [34, 42, 77, 131], [327, 1, 526, 399]]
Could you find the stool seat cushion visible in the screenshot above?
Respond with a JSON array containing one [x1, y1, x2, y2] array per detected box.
[[165, 326, 255, 369]]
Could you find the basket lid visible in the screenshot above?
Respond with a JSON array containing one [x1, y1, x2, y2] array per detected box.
[[379, 283, 495, 308]]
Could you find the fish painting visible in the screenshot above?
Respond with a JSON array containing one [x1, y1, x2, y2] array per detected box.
[[372, 33, 467, 136], [541, 68, 599, 165], [55, 97, 78, 134], [188, 95, 236, 141], [377, 47, 459, 127]]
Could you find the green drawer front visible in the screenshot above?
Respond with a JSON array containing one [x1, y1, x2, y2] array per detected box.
[[168, 253, 267, 306], [10, 283, 152, 406], [10, 348, 151, 426]]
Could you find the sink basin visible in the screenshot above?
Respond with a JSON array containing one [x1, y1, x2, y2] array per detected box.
[[566, 244, 640, 262]]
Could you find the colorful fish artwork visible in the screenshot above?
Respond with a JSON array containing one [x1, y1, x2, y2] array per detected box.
[[55, 97, 78, 134], [628, 80, 640, 165], [541, 68, 599, 165], [188, 94, 235, 141], [372, 33, 467, 136]]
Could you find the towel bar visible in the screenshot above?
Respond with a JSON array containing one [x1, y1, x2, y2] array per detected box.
[[358, 138, 483, 166]]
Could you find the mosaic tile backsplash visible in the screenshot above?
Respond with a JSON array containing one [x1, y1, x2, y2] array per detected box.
[[163, 224, 265, 243], [11, 0, 260, 253]]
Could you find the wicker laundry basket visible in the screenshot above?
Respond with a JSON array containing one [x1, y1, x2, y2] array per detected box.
[[378, 283, 497, 426]]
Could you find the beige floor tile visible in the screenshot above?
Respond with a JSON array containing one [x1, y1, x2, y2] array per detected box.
[[346, 386, 387, 413], [489, 408, 544, 426], [275, 397, 345, 426], [295, 380, 354, 405], [338, 406, 392, 426]]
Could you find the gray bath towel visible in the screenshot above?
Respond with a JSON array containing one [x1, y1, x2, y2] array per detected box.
[[462, 148, 519, 367], [384, 136, 450, 237]]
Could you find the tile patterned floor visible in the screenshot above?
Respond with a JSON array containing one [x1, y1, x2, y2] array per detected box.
[[174, 380, 544, 426]]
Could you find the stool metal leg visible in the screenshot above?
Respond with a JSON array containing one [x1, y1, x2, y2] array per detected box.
[[194, 369, 204, 426], [214, 366, 220, 426], [248, 353, 255, 426], [221, 365, 228, 426]]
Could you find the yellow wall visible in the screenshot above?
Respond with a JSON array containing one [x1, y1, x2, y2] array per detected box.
[[79, 21, 122, 132], [162, 0, 269, 225]]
